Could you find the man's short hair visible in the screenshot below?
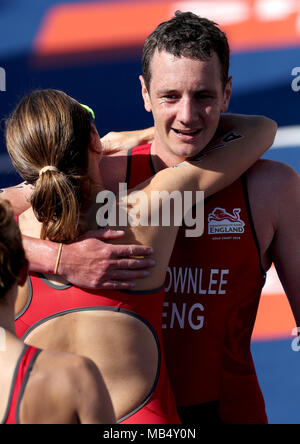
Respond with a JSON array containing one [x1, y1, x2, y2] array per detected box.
[[142, 10, 230, 91]]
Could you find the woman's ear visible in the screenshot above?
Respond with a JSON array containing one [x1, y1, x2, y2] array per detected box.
[[88, 123, 103, 154], [139, 75, 152, 113]]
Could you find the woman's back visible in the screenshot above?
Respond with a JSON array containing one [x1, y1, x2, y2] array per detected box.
[[16, 206, 180, 423]]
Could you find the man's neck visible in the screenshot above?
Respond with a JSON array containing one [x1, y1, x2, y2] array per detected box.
[[150, 139, 186, 172]]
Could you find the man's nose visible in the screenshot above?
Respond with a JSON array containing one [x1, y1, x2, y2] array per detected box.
[[177, 98, 198, 126]]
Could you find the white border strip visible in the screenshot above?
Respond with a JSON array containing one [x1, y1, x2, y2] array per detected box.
[[271, 125, 300, 149]]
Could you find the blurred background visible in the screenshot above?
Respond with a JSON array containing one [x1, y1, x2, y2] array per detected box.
[[0, 0, 299, 424]]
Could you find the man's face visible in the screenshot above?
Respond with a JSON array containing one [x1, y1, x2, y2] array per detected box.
[[140, 50, 232, 162]]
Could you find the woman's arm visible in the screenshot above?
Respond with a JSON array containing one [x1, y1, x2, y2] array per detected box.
[[104, 114, 277, 290], [149, 115, 277, 199], [101, 127, 154, 154]]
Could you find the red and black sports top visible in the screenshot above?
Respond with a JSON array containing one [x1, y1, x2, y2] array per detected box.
[[2, 345, 41, 424], [126, 144, 267, 424]]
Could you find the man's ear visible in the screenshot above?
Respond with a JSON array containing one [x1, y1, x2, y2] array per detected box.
[[18, 259, 29, 287], [221, 76, 233, 113], [139, 75, 152, 113]]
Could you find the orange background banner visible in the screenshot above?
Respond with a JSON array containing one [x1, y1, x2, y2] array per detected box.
[[34, 0, 300, 56]]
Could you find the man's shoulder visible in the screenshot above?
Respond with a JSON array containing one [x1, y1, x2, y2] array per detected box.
[[244, 159, 299, 261], [246, 158, 299, 194], [245, 159, 299, 225], [247, 157, 298, 174]]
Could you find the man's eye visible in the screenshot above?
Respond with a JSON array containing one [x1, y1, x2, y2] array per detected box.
[[164, 95, 178, 100], [196, 94, 213, 100]]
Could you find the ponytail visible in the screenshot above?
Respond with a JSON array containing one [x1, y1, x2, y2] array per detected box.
[[32, 168, 81, 243]]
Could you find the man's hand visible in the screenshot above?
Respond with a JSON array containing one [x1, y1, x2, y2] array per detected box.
[[58, 229, 155, 289], [101, 127, 154, 154]]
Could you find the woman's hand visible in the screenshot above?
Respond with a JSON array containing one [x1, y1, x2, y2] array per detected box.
[[101, 127, 154, 154]]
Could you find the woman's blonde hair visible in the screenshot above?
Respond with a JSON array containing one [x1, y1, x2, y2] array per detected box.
[[5, 89, 92, 243], [0, 199, 26, 300]]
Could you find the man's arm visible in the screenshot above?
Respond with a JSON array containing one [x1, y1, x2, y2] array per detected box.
[[2, 178, 155, 290], [0, 181, 32, 215], [248, 159, 300, 327], [23, 230, 155, 289], [269, 163, 300, 327]]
